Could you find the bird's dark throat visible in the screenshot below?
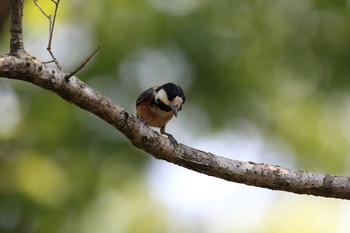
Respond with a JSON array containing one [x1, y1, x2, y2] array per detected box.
[[151, 98, 172, 112]]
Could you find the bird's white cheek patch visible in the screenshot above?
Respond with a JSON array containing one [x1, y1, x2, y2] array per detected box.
[[172, 96, 183, 107], [156, 89, 170, 105]]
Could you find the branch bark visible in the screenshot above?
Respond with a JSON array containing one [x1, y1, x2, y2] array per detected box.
[[2, 0, 350, 200], [9, 0, 25, 55]]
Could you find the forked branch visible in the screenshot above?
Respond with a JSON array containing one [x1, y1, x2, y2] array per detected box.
[[2, 0, 350, 200], [1, 55, 350, 200], [33, 0, 99, 74], [34, 0, 62, 69]]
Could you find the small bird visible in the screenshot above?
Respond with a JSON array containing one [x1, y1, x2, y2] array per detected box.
[[136, 82, 186, 146]]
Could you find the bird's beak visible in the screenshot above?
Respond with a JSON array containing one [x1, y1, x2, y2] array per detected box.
[[172, 106, 179, 117]]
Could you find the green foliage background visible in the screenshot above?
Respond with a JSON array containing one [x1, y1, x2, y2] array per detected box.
[[1, 0, 350, 232]]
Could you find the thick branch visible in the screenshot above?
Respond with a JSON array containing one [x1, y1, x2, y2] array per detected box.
[[10, 0, 25, 55], [2, 0, 350, 200], [1, 55, 350, 200]]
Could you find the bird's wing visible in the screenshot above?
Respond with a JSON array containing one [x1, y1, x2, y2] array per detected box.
[[136, 86, 158, 106]]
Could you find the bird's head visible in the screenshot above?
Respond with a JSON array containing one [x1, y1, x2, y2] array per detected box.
[[154, 82, 186, 117]]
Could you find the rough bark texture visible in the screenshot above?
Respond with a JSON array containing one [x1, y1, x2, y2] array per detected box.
[[1, 54, 350, 200], [2, 0, 350, 200], [9, 0, 25, 55]]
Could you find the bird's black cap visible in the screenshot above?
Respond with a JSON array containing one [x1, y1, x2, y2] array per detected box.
[[158, 82, 186, 103]]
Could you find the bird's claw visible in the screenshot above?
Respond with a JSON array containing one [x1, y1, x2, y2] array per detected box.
[[139, 118, 147, 127], [167, 134, 178, 148]]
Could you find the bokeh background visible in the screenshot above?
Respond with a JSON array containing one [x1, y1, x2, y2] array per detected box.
[[1, 0, 350, 232]]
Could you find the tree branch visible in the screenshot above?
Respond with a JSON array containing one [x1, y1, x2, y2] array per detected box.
[[34, 0, 62, 69], [9, 0, 25, 55], [64, 46, 100, 81], [2, 0, 350, 200], [1, 55, 350, 200]]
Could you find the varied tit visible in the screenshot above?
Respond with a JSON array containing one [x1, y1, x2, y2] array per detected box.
[[136, 82, 186, 146]]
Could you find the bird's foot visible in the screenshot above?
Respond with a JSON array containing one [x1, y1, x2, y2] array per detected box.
[[139, 118, 148, 127], [162, 132, 178, 148]]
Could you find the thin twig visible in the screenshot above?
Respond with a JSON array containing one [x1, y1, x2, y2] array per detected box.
[[33, 0, 62, 70], [33, 0, 50, 18], [42, 60, 55, 64], [47, 0, 61, 70], [65, 46, 100, 81]]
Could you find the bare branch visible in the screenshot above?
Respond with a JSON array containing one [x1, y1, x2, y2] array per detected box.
[[1, 55, 350, 200], [3, 0, 350, 201], [33, 0, 62, 70], [47, 0, 61, 69], [10, 0, 26, 55], [65, 46, 100, 81], [42, 59, 55, 64], [33, 0, 50, 18]]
